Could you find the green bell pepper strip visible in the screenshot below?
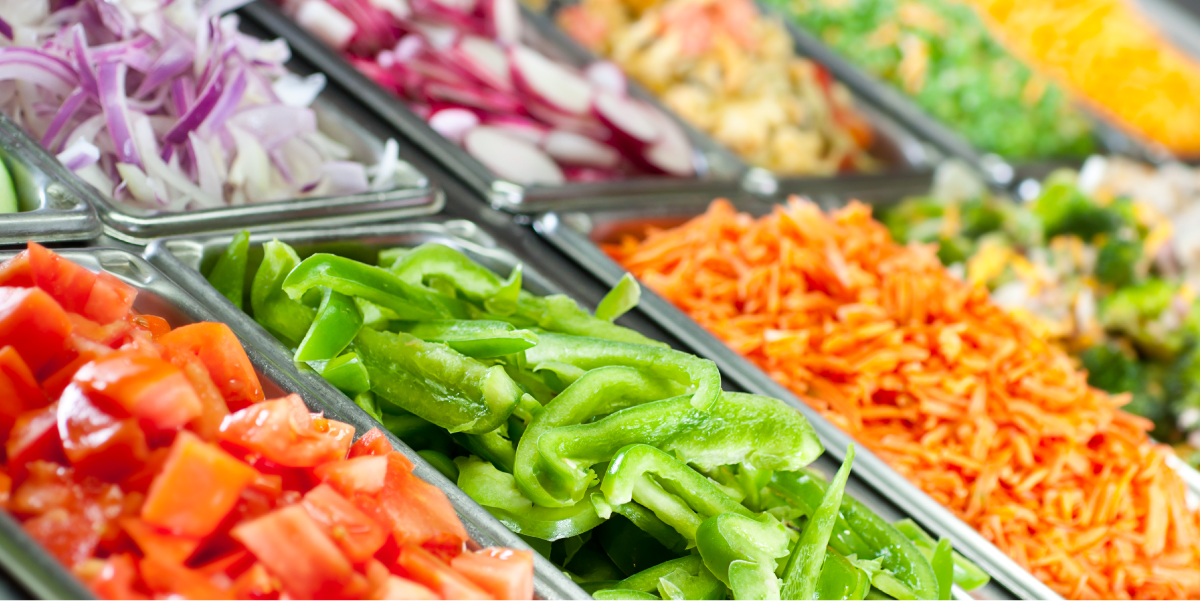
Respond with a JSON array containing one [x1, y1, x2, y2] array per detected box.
[[355, 297, 397, 330], [207, 230, 250, 309], [520, 294, 665, 346], [591, 494, 689, 554], [352, 328, 521, 434], [537, 395, 708, 506], [596, 273, 641, 322], [769, 471, 939, 600], [250, 240, 315, 347], [607, 555, 725, 600], [284, 254, 450, 321], [597, 515, 682, 577], [602, 445, 752, 542], [515, 366, 683, 507], [454, 428, 516, 473], [524, 333, 722, 411], [389, 243, 511, 301], [485, 263, 522, 315], [295, 288, 363, 362], [352, 390, 382, 422], [781, 446, 855, 601], [660, 392, 823, 472], [891, 520, 990, 591], [592, 590, 659, 600], [866, 587, 896, 600], [319, 352, 371, 396], [455, 456, 605, 540], [931, 539, 953, 601], [695, 513, 790, 600], [818, 548, 871, 601], [418, 450, 459, 481], [398, 320, 538, 357]]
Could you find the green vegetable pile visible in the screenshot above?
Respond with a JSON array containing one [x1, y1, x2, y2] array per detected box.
[[205, 233, 991, 600], [0, 154, 18, 214], [883, 170, 1200, 455], [765, 0, 1095, 159]]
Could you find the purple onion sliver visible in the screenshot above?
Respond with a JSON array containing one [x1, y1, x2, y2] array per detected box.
[[57, 138, 101, 171], [0, 15, 12, 40], [0, 48, 80, 94], [163, 62, 225, 144], [97, 61, 141, 167], [134, 41, 193, 98], [40, 86, 88, 151], [197, 68, 246, 137]]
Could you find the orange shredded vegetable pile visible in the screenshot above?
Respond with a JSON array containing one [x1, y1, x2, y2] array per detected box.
[[606, 198, 1200, 600], [966, 0, 1200, 156]]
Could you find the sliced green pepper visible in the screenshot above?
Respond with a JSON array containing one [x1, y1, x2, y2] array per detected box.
[[781, 446, 855, 601], [595, 273, 641, 322], [695, 512, 790, 600], [295, 288, 363, 362], [353, 328, 520, 434], [352, 390, 382, 422], [284, 253, 450, 321], [320, 352, 370, 396], [608, 555, 725, 600], [931, 538, 953, 601], [250, 240, 315, 347], [818, 548, 871, 601], [661, 392, 823, 472], [419, 449, 459, 481], [457, 456, 605, 540], [398, 319, 538, 357], [207, 230, 250, 309], [891, 520, 990, 591]]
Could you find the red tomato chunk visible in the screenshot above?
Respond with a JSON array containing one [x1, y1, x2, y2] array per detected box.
[[0, 244, 533, 600]]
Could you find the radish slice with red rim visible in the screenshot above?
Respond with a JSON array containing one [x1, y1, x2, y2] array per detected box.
[[585, 61, 626, 95], [484, 114, 548, 144], [295, 0, 357, 50], [428, 107, 480, 143], [593, 91, 659, 149], [455, 36, 513, 92], [542, 129, 620, 168], [464, 125, 564, 184], [509, 45, 593, 115], [641, 109, 694, 177], [485, 0, 520, 44]]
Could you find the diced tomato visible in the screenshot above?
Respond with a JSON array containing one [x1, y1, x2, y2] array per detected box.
[[24, 507, 101, 567], [27, 242, 97, 316], [0, 251, 33, 288], [231, 504, 356, 600], [0, 286, 72, 373], [82, 553, 146, 600], [9, 461, 74, 516], [131, 314, 171, 340], [142, 431, 260, 538], [158, 323, 264, 410], [349, 428, 394, 458], [67, 314, 132, 348], [172, 357, 229, 441], [117, 328, 166, 361], [72, 351, 202, 431], [230, 562, 277, 599], [301, 484, 388, 563], [83, 272, 137, 325], [0, 346, 47, 438], [373, 575, 440, 600], [0, 469, 11, 508], [41, 339, 108, 400], [194, 549, 255, 579], [139, 554, 232, 600], [57, 384, 149, 482], [119, 447, 170, 495], [394, 544, 491, 600], [7, 404, 66, 480], [219, 395, 354, 468], [378, 453, 468, 548], [119, 517, 200, 564], [422, 532, 466, 563], [313, 454, 388, 498], [451, 548, 534, 600]]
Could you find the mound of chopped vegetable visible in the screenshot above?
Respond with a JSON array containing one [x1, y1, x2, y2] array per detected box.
[[0, 0, 407, 210], [556, 0, 880, 176], [764, 0, 1096, 160], [0, 242, 534, 600], [204, 232, 991, 600]]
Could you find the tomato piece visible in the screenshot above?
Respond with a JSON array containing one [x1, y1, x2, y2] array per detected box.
[[24, 507, 100, 567], [67, 313, 132, 348], [0, 286, 72, 373], [142, 431, 260, 538], [172, 357, 229, 441], [230, 562, 277, 599], [451, 548, 534, 600], [119, 516, 200, 564], [7, 404, 66, 480], [378, 453, 468, 548], [394, 544, 491, 600], [158, 323, 263, 410], [302, 483, 388, 563], [57, 384, 149, 482], [0, 346, 46, 438], [83, 272, 137, 325], [131, 314, 171, 340], [374, 575, 440, 600], [118, 447, 170, 495], [0, 250, 32, 288], [313, 454, 388, 497], [28, 242, 97, 316], [72, 351, 202, 431], [219, 395, 354, 468], [349, 428, 394, 458], [83, 553, 146, 600], [0, 468, 11, 509], [140, 553, 232, 600], [231, 504, 356, 600]]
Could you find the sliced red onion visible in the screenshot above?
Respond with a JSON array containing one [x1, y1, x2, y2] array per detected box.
[[0, 15, 12, 41], [321, 160, 371, 194], [134, 39, 194, 97], [56, 137, 100, 171], [0, 48, 79, 95], [97, 61, 141, 167], [40, 86, 87, 150]]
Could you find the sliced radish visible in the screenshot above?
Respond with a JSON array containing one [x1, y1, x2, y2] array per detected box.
[[422, 82, 523, 113], [402, 56, 475, 88], [413, 20, 463, 49], [593, 91, 659, 150], [484, 0, 520, 44], [464, 126, 564, 185], [392, 35, 425, 62], [564, 166, 623, 182], [525, 101, 610, 140], [368, 0, 413, 20], [641, 109, 694, 177], [509, 45, 593, 115], [295, 0, 358, 50], [428, 107, 480, 143], [484, 114, 548, 144], [542, 130, 620, 169], [454, 36, 512, 92], [585, 61, 626, 95]]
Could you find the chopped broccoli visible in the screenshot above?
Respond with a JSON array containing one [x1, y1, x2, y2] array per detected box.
[[959, 198, 1005, 238], [882, 197, 944, 243], [1099, 280, 1197, 359], [936, 235, 973, 266], [1080, 343, 1143, 395], [1094, 238, 1142, 288], [1000, 204, 1044, 249], [1030, 182, 1122, 240]]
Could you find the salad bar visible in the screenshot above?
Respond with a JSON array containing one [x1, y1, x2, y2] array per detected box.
[[0, 0, 1199, 598]]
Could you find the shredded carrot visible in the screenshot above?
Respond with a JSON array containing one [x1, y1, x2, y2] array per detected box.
[[606, 198, 1200, 599]]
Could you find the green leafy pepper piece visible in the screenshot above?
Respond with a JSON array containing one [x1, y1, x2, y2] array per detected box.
[[398, 320, 538, 357], [352, 390, 382, 422], [891, 520, 990, 591], [250, 240, 315, 347], [817, 548, 871, 601], [418, 449, 460, 481], [781, 445, 855, 600], [596, 273, 641, 322], [295, 288, 363, 362], [207, 230, 250, 309], [695, 512, 790, 600], [284, 253, 450, 321], [931, 538, 953, 601], [320, 352, 370, 396], [660, 392, 823, 472], [352, 328, 521, 434], [456, 456, 605, 540], [596, 514, 682, 577], [604, 555, 725, 600]]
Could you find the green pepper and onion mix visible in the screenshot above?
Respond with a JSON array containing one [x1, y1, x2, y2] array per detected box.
[[204, 234, 991, 600], [763, 0, 1095, 160], [882, 158, 1200, 461]]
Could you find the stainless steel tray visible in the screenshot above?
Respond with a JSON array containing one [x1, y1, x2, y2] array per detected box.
[[533, 195, 1059, 600], [141, 218, 998, 599], [239, 0, 756, 213], [0, 247, 585, 600], [0, 116, 101, 246], [55, 16, 443, 245]]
